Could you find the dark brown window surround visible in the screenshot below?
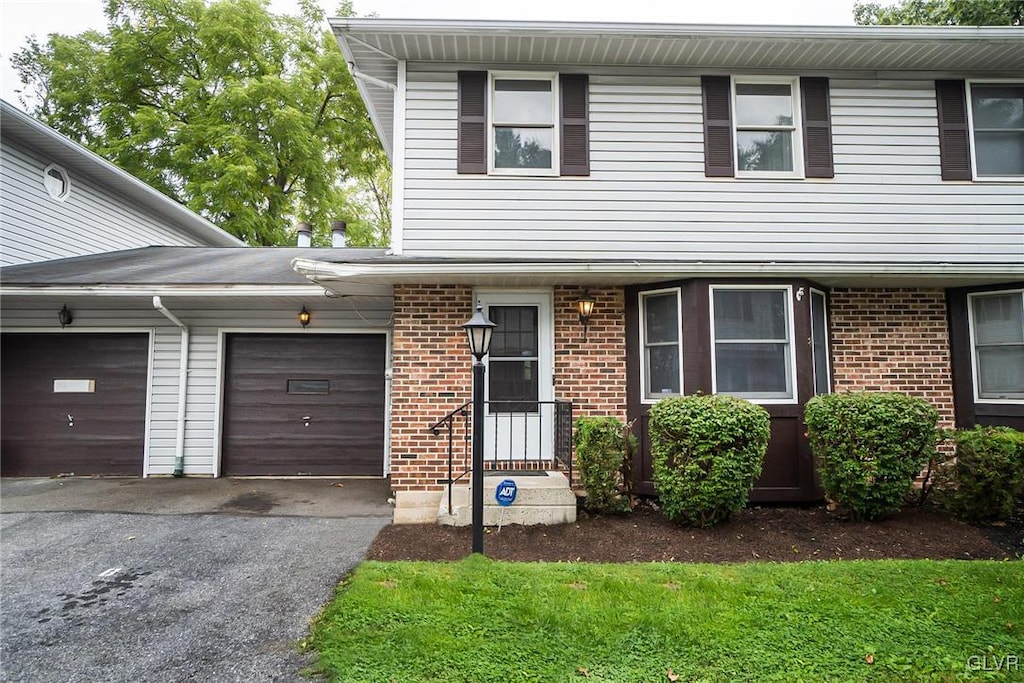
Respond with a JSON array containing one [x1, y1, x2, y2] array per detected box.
[[947, 283, 1024, 431], [625, 279, 828, 503], [457, 71, 590, 176], [701, 75, 835, 179]]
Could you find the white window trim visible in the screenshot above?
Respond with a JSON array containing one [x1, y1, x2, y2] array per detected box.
[[488, 71, 559, 177], [639, 287, 684, 404], [967, 288, 1024, 404], [810, 288, 832, 396], [965, 79, 1024, 183], [42, 163, 71, 202], [709, 284, 798, 405], [732, 76, 804, 180]]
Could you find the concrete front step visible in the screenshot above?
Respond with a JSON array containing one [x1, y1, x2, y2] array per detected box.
[[438, 471, 577, 526]]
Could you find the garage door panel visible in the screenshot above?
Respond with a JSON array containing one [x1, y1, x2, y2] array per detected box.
[[1, 334, 148, 477], [221, 334, 386, 476]]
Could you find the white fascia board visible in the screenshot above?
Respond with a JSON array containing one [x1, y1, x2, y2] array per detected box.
[[292, 257, 1024, 287], [334, 33, 394, 161], [331, 18, 1022, 42], [0, 285, 330, 297]]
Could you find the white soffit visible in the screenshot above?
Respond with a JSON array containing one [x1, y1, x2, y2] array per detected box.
[[332, 19, 1024, 152]]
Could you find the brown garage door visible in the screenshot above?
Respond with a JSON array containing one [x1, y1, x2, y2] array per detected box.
[[1, 333, 149, 477], [221, 334, 386, 476]]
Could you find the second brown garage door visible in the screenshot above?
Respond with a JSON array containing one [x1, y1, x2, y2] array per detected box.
[[221, 334, 386, 476]]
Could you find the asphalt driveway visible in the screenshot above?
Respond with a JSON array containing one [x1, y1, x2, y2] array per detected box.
[[1, 477, 393, 682]]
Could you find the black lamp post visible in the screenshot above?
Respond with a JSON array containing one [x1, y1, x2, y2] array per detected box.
[[462, 303, 496, 555]]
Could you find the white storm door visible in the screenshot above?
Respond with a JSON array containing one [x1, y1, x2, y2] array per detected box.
[[478, 291, 554, 462]]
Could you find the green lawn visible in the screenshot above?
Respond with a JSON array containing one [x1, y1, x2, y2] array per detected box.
[[308, 557, 1023, 682]]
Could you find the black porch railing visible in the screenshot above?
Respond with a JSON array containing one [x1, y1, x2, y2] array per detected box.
[[429, 400, 573, 516]]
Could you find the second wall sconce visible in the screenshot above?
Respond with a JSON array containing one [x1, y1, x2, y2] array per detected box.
[[577, 291, 596, 341]]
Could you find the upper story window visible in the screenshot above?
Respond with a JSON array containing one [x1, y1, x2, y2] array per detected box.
[[936, 79, 1023, 182], [701, 75, 833, 180], [42, 164, 71, 201], [734, 78, 802, 177], [491, 74, 557, 174], [968, 83, 1024, 179], [710, 286, 796, 403], [457, 71, 589, 177], [969, 289, 1024, 401]]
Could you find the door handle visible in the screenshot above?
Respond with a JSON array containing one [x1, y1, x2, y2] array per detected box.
[[302, 416, 311, 427], [67, 414, 74, 427]]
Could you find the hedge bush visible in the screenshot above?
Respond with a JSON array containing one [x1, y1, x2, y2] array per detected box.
[[805, 392, 938, 521], [938, 426, 1024, 521], [648, 394, 770, 527], [574, 416, 634, 514]]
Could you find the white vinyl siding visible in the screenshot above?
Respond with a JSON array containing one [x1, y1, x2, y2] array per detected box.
[[400, 66, 1022, 262], [0, 295, 394, 475], [0, 141, 213, 266]]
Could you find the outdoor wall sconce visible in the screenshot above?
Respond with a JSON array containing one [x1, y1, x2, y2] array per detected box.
[[298, 305, 311, 328], [58, 304, 73, 328], [577, 291, 596, 341]]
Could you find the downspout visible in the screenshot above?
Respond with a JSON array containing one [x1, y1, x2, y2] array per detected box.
[[153, 296, 189, 477]]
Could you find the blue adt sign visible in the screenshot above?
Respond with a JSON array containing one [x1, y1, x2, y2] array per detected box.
[[495, 479, 517, 507]]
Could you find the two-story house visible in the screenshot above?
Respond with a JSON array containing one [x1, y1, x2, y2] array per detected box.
[[291, 19, 1024, 523]]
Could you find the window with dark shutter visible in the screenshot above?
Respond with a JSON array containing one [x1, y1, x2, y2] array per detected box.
[[457, 71, 487, 174], [560, 74, 590, 176], [702, 76, 734, 177], [935, 80, 973, 181], [800, 77, 834, 179]]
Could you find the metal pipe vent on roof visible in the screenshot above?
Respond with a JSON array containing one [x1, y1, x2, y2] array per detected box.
[[331, 221, 347, 248], [294, 222, 312, 248]]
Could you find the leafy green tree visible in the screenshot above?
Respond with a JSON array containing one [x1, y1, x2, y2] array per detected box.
[[854, 0, 1023, 26], [11, 0, 390, 246]]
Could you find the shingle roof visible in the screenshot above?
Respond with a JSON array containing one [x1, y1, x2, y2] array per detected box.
[[0, 246, 388, 286]]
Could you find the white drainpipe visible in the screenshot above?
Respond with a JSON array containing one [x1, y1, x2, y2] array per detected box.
[[153, 296, 189, 477]]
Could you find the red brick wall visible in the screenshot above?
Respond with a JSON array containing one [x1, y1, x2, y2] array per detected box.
[[829, 288, 955, 429], [389, 284, 628, 493], [390, 285, 474, 493]]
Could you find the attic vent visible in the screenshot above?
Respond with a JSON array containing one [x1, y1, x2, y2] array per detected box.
[[43, 164, 70, 201]]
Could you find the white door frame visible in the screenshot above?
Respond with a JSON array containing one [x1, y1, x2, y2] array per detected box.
[[474, 288, 554, 461]]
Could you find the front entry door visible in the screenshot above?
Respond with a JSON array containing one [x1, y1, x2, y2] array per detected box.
[[477, 291, 554, 462]]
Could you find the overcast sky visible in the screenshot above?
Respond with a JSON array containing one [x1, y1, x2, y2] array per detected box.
[[1, 0, 858, 108]]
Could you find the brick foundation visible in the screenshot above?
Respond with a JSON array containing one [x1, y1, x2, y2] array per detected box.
[[830, 288, 955, 430]]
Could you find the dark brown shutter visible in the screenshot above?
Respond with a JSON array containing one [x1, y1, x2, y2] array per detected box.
[[457, 71, 487, 174], [935, 80, 972, 180], [560, 74, 590, 176], [800, 77, 834, 178], [701, 76, 734, 177]]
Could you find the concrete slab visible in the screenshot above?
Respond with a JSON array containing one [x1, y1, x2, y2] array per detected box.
[[0, 476, 393, 518], [439, 471, 577, 526]]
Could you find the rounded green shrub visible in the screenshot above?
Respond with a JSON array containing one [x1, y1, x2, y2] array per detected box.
[[804, 391, 938, 521], [940, 426, 1024, 521], [574, 416, 634, 514], [648, 394, 770, 528]]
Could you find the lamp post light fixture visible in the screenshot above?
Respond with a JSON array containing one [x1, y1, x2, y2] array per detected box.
[[577, 291, 596, 341], [298, 305, 311, 328], [461, 302, 496, 555]]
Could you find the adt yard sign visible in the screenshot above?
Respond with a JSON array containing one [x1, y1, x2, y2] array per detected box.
[[495, 479, 517, 506]]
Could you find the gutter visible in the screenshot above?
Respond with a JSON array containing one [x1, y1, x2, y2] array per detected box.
[[153, 296, 189, 477]]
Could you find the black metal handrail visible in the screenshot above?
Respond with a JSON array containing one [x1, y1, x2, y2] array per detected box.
[[429, 400, 573, 515]]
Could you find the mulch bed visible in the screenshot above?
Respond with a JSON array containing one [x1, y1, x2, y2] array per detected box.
[[368, 503, 1023, 563]]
